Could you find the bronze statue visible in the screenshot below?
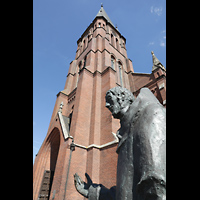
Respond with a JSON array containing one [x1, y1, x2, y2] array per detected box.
[[74, 87, 166, 200]]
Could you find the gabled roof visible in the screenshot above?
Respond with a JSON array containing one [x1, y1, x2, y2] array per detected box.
[[95, 4, 115, 27]]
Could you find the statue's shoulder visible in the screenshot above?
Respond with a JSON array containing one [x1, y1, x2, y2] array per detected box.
[[135, 88, 165, 116]]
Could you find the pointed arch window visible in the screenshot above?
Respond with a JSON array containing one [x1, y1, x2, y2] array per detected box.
[[83, 55, 87, 68], [68, 105, 74, 132], [78, 61, 82, 72], [111, 34, 114, 46], [118, 61, 123, 86], [76, 61, 82, 87], [38, 128, 60, 200], [116, 38, 119, 50], [83, 39, 86, 50]]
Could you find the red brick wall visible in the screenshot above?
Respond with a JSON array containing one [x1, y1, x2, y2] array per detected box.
[[33, 15, 166, 200]]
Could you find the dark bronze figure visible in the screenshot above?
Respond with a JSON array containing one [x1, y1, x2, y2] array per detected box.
[[74, 87, 166, 200]]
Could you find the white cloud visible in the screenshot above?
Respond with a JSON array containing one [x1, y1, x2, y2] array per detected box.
[[160, 41, 165, 47], [150, 6, 154, 13], [149, 42, 155, 45], [150, 6, 163, 16]]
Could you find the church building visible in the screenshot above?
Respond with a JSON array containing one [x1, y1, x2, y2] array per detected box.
[[33, 5, 166, 200]]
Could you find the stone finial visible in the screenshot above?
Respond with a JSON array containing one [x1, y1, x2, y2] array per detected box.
[[58, 101, 64, 113]]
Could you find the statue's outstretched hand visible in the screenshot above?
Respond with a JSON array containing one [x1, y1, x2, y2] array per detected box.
[[74, 173, 93, 198]]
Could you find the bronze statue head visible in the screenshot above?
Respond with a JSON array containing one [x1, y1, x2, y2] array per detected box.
[[105, 86, 135, 119]]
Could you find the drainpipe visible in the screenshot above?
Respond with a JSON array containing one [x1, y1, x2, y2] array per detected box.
[[63, 138, 75, 200]]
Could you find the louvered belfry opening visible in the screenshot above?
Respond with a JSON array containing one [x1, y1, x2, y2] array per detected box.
[[38, 128, 60, 200]]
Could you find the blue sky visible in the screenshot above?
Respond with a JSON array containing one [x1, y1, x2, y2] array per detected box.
[[33, 0, 166, 162]]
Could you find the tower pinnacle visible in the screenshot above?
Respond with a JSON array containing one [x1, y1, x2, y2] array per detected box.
[[151, 51, 166, 72], [96, 4, 114, 27]]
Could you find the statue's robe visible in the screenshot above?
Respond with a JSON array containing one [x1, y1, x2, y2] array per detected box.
[[88, 88, 166, 200]]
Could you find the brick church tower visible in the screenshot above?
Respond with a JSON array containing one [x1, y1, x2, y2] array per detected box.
[[33, 5, 166, 200]]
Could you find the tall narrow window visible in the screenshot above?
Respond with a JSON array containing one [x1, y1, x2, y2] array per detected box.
[[88, 34, 90, 42], [111, 34, 114, 46], [78, 61, 82, 72], [76, 61, 82, 87], [68, 106, 74, 131], [83, 40, 86, 50], [38, 170, 54, 199], [111, 56, 115, 69], [83, 55, 87, 68], [116, 38, 119, 50], [118, 62, 123, 86]]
